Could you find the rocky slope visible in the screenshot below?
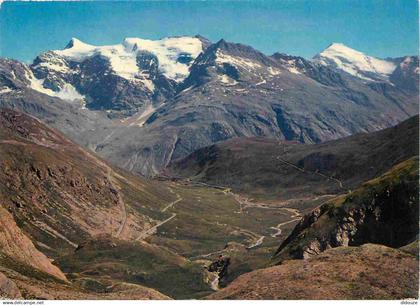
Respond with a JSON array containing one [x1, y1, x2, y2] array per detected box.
[[0, 108, 213, 299], [272, 157, 419, 263], [0, 108, 170, 253], [207, 244, 418, 300], [0, 206, 66, 281], [56, 236, 212, 299], [0, 37, 418, 176], [167, 115, 418, 199]]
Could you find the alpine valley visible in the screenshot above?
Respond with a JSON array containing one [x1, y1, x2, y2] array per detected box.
[[0, 36, 418, 300]]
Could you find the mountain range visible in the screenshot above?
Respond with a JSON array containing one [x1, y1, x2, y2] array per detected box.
[[0, 36, 418, 176]]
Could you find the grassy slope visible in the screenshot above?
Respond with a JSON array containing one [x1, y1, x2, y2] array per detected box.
[[167, 115, 418, 200], [0, 252, 170, 300], [56, 237, 211, 299]]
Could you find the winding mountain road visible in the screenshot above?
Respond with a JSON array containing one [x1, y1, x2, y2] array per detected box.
[[135, 186, 182, 241], [246, 236, 265, 249], [269, 208, 301, 238]]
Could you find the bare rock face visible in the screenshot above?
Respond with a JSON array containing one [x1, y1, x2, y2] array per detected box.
[[0, 59, 31, 90], [273, 157, 419, 263], [0, 272, 22, 299], [0, 206, 67, 281], [389, 56, 420, 93], [207, 244, 419, 300]]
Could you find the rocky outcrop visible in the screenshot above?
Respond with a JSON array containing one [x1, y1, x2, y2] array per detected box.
[[273, 157, 419, 263], [206, 256, 231, 289], [207, 244, 419, 300]]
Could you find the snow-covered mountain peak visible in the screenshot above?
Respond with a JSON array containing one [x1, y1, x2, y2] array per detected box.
[[64, 37, 91, 50], [51, 36, 203, 82], [57, 38, 97, 60], [314, 43, 396, 81], [325, 42, 352, 51]]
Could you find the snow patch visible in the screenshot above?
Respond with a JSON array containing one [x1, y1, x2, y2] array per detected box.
[[55, 38, 97, 61], [56, 39, 139, 80], [287, 67, 301, 74], [400, 56, 420, 74], [268, 66, 281, 76], [0, 87, 12, 94], [219, 74, 238, 86]]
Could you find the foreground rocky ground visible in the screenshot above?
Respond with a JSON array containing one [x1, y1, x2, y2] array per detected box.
[[207, 243, 419, 300]]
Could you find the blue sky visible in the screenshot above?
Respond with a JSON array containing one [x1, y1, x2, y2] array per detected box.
[[0, 0, 418, 63]]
